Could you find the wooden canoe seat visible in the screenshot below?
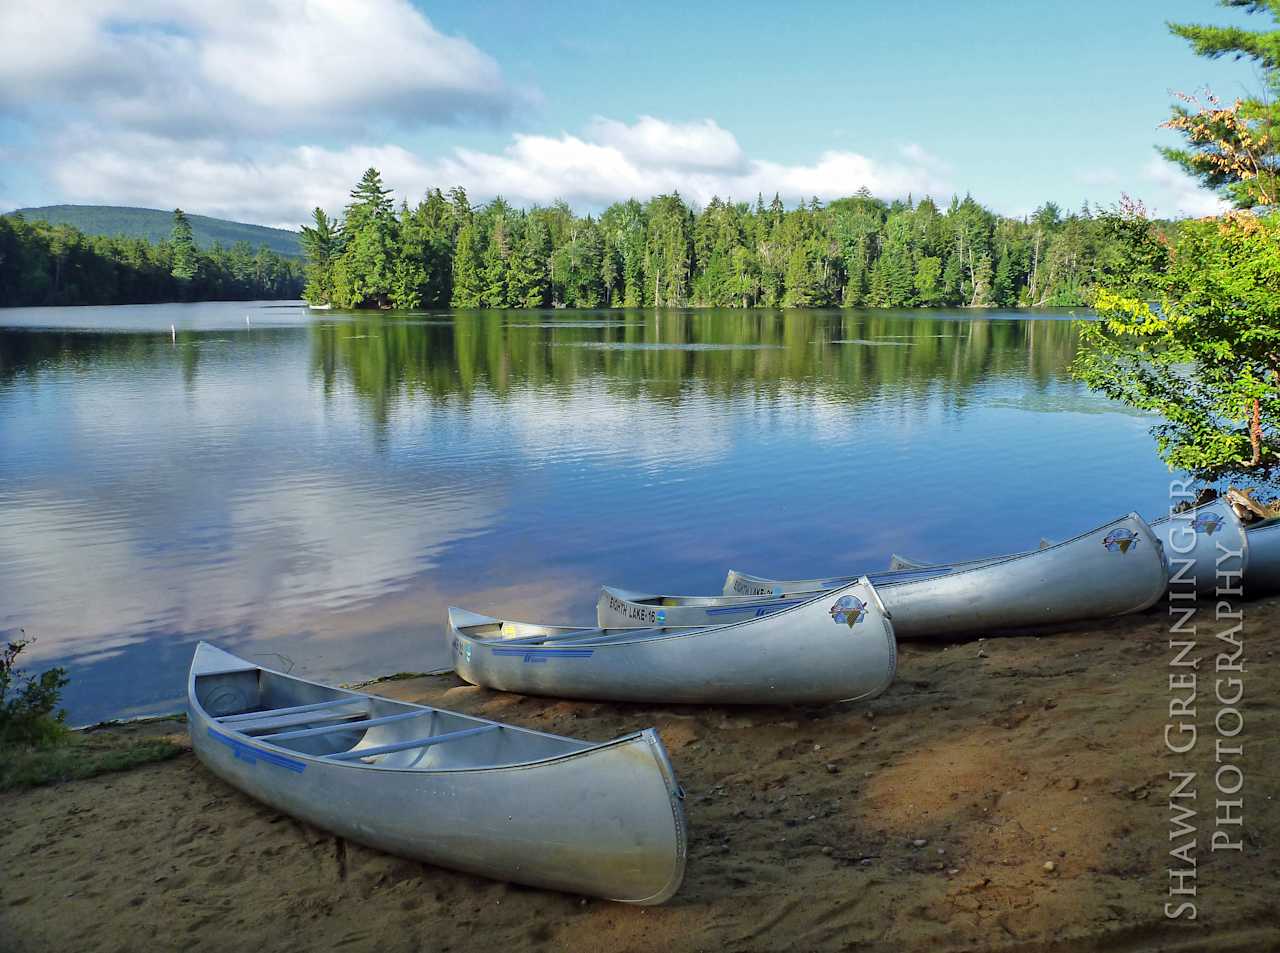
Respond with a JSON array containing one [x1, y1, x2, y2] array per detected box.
[[326, 724, 500, 762], [258, 709, 430, 741]]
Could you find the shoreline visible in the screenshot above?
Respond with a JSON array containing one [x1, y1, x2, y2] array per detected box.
[[3, 603, 1278, 953]]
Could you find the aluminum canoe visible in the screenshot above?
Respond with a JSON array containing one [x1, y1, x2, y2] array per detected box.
[[448, 576, 897, 705], [721, 556, 1006, 599], [874, 512, 1168, 637], [188, 642, 687, 904], [888, 501, 1246, 597], [652, 513, 1166, 639]]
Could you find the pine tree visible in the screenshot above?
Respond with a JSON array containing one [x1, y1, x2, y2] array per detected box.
[[299, 207, 340, 304], [508, 217, 550, 307], [335, 168, 397, 307], [170, 209, 198, 281], [1163, 1, 1280, 207], [482, 213, 512, 307], [451, 222, 484, 307]]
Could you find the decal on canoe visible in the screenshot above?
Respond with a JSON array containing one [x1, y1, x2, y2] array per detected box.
[[490, 647, 595, 664], [1191, 511, 1223, 535], [829, 595, 866, 627], [208, 728, 306, 773], [1102, 528, 1139, 554], [452, 638, 473, 663], [655, 609, 666, 625]]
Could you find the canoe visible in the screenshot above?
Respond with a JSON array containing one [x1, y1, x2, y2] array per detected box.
[[188, 642, 687, 904], [627, 513, 1167, 639], [888, 501, 1247, 597], [723, 556, 1004, 599], [447, 576, 897, 705], [1245, 518, 1280, 594]]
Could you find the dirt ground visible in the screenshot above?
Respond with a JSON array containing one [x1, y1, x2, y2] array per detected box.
[[2, 599, 1278, 953]]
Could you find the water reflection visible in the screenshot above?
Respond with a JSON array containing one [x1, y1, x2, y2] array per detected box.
[[308, 308, 1084, 419], [0, 304, 1166, 723]]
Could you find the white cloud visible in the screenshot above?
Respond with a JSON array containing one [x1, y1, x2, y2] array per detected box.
[[45, 118, 953, 226], [1140, 158, 1231, 218], [587, 115, 746, 171], [0, 0, 517, 132]]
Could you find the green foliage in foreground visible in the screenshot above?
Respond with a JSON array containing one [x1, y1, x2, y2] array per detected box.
[[0, 637, 185, 792], [0, 213, 305, 307], [307, 169, 1158, 311], [0, 732, 184, 792], [1075, 212, 1280, 486], [0, 638, 68, 747]]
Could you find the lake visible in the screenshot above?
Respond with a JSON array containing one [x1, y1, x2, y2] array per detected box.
[[0, 300, 1176, 723]]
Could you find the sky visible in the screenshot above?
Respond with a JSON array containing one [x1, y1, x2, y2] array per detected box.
[[0, 0, 1267, 229]]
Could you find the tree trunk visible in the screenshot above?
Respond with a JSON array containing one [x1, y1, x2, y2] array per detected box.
[[1250, 398, 1263, 466]]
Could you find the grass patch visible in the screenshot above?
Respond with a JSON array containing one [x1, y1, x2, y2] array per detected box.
[[1, 729, 185, 792]]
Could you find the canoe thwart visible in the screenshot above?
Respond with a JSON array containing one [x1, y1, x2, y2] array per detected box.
[[218, 696, 364, 724], [258, 709, 431, 741], [326, 724, 501, 762]]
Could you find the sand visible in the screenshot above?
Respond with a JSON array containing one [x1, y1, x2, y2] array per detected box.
[[2, 600, 1278, 953]]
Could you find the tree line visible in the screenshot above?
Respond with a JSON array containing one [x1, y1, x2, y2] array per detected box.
[[0, 211, 304, 308], [302, 168, 1162, 312]]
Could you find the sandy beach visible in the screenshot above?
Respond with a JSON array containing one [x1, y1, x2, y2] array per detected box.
[[3, 600, 1277, 953]]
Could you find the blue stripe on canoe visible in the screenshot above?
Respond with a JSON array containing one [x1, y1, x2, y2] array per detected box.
[[704, 599, 802, 617], [489, 647, 595, 664], [208, 728, 306, 773]]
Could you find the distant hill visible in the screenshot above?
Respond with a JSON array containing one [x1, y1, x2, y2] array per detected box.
[[5, 205, 303, 258]]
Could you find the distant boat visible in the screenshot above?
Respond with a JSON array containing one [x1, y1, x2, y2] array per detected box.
[[307, 302, 332, 310], [188, 642, 688, 904]]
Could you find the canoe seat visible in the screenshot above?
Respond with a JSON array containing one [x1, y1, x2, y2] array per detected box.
[[326, 724, 500, 762]]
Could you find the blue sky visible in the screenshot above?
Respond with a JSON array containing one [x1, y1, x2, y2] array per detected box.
[[0, 0, 1265, 226]]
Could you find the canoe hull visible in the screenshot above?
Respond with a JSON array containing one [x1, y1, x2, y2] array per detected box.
[[1153, 501, 1248, 595], [188, 644, 686, 904], [1245, 520, 1280, 594], [451, 579, 897, 705], [875, 513, 1167, 638]]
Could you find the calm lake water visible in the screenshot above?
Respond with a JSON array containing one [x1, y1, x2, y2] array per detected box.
[[0, 300, 1175, 723]]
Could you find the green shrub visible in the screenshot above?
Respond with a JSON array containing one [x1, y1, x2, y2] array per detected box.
[[0, 635, 70, 747]]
